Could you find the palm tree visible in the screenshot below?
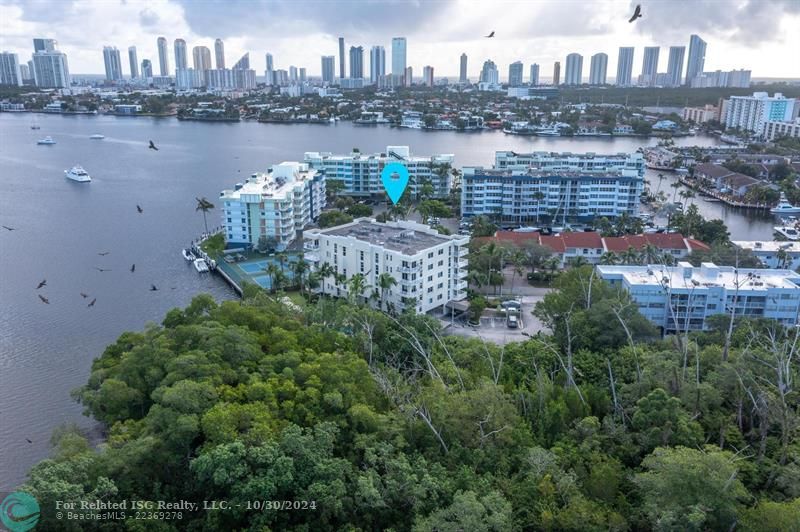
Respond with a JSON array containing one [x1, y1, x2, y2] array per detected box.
[[568, 256, 589, 268], [641, 243, 661, 264], [377, 272, 397, 312], [654, 173, 666, 197], [679, 189, 696, 210], [508, 249, 527, 292], [292, 259, 309, 294], [347, 273, 368, 305], [195, 197, 215, 235], [264, 263, 281, 293], [776, 247, 789, 269], [670, 182, 682, 202], [273, 269, 288, 293], [599, 251, 620, 265], [621, 246, 641, 265], [276, 252, 288, 273]]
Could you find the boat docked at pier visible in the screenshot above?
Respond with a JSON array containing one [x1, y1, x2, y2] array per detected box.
[[64, 165, 91, 182], [774, 225, 800, 241], [770, 194, 800, 216], [182, 248, 196, 261], [194, 258, 210, 272]]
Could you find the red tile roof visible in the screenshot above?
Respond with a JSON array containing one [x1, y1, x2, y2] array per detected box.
[[559, 231, 604, 249], [539, 235, 566, 252]]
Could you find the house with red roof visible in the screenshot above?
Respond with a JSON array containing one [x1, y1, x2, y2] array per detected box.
[[473, 230, 710, 268]]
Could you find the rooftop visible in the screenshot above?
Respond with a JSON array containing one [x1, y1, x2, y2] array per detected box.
[[734, 241, 800, 253], [305, 145, 453, 163], [464, 167, 637, 179], [220, 162, 316, 201], [598, 262, 800, 291], [307, 218, 467, 255]]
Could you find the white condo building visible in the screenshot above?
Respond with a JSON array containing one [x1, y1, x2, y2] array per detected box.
[[616, 47, 634, 86], [0, 52, 22, 86], [589, 53, 608, 85], [220, 162, 326, 251], [598, 262, 800, 332], [304, 146, 455, 198], [102, 46, 123, 81], [303, 219, 469, 314], [564, 53, 583, 85], [31, 49, 70, 88], [762, 118, 800, 141], [724, 92, 798, 135], [462, 151, 645, 223]]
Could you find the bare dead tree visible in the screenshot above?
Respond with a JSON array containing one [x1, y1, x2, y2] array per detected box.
[[422, 320, 465, 391], [477, 412, 510, 448], [416, 403, 449, 454], [606, 358, 626, 428], [611, 299, 643, 383]]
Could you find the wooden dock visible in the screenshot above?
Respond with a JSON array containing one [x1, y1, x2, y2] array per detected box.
[[677, 176, 772, 211]]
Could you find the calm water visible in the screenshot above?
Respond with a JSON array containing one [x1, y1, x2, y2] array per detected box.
[[0, 113, 775, 487]]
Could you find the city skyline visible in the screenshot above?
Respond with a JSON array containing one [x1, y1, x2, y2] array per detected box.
[[1, 0, 798, 79]]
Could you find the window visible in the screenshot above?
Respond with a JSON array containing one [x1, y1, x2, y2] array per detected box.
[[438, 249, 444, 255], [428, 252, 434, 258]]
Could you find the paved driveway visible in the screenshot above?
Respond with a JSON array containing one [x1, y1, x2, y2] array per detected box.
[[440, 293, 550, 345]]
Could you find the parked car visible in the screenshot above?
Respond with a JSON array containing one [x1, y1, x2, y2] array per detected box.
[[506, 315, 518, 328]]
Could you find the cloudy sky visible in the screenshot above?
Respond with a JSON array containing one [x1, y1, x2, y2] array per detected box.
[[1, 0, 799, 80]]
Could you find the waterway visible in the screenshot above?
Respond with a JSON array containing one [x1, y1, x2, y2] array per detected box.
[[0, 113, 778, 488]]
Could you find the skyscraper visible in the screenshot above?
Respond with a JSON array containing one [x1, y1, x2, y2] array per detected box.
[[564, 53, 583, 85], [174, 39, 187, 71], [141, 59, 152, 78], [508, 61, 523, 87], [391, 37, 407, 80], [321, 56, 335, 83], [423, 65, 434, 87], [589, 53, 608, 85], [338, 37, 346, 79], [369, 46, 385, 84], [192, 46, 212, 72], [102, 46, 122, 81], [19, 63, 30, 82], [232, 53, 249, 70], [640, 46, 659, 86], [0, 52, 22, 86], [289, 66, 298, 82], [33, 38, 56, 53], [299, 68, 306, 82], [265, 53, 274, 85], [32, 39, 70, 88], [404, 66, 412, 86], [529, 63, 539, 85], [349, 46, 363, 79], [480, 60, 499, 84], [214, 38, 225, 69], [128, 46, 138, 78], [616, 47, 634, 86], [553, 61, 560, 85], [686, 34, 707, 85], [459, 53, 468, 83], [666, 46, 685, 87], [157, 36, 169, 76]]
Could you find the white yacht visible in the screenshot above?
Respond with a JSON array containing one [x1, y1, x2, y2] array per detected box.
[[37, 136, 56, 145], [182, 248, 196, 261], [193, 258, 210, 273], [89, 134, 105, 140], [65, 165, 91, 183], [774, 225, 800, 241], [770, 194, 800, 215]]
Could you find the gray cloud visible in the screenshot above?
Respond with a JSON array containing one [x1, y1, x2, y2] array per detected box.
[[631, 0, 800, 45], [139, 7, 159, 27]]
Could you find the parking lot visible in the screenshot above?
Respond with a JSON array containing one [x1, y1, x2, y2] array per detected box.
[[441, 293, 550, 345]]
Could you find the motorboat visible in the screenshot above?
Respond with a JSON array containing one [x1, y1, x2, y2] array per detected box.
[[194, 258, 210, 272], [37, 136, 56, 145], [64, 165, 91, 183], [89, 134, 105, 139], [182, 248, 196, 261], [774, 226, 800, 241], [770, 194, 800, 215]]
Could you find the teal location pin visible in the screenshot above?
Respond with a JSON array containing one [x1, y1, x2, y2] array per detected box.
[[380, 162, 410, 205]]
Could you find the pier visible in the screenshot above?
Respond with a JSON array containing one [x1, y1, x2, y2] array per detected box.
[[677, 176, 772, 211]]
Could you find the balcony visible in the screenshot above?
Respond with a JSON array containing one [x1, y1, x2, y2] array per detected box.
[[398, 265, 421, 273], [457, 259, 468, 269], [455, 281, 468, 291], [303, 241, 319, 251], [457, 247, 468, 257], [456, 269, 468, 279]]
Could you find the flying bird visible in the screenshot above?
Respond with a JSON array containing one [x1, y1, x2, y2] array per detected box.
[[136, 205, 143, 213], [130, 264, 136, 272], [95, 267, 111, 272], [2, 225, 15, 231], [38, 294, 49, 304], [80, 292, 89, 298], [36, 279, 47, 289], [150, 284, 159, 291], [97, 251, 110, 256], [628, 4, 642, 22], [148, 140, 159, 151], [26, 438, 33, 444], [88, 298, 96, 307], [485, 31, 495, 38]]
